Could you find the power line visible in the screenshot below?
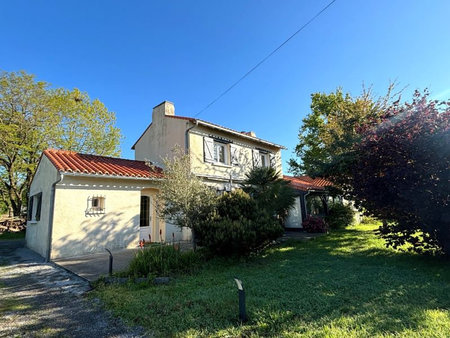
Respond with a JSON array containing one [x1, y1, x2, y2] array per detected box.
[[194, 0, 337, 118]]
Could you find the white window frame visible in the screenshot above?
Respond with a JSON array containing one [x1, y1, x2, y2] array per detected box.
[[260, 153, 269, 167], [213, 141, 229, 165]]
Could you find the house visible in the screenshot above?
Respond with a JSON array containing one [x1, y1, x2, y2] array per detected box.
[[26, 101, 285, 260], [132, 101, 284, 190], [284, 175, 333, 229]]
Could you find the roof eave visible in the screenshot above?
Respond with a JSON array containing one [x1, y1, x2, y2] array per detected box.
[[59, 171, 164, 181], [195, 120, 286, 149]]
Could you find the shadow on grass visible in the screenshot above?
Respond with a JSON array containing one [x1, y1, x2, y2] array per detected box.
[[94, 226, 450, 337]]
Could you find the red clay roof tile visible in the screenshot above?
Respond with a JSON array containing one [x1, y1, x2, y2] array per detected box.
[[43, 149, 163, 179], [283, 175, 333, 191]]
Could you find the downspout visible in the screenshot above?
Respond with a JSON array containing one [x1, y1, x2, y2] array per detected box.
[[185, 119, 198, 154], [46, 172, 64, 262], [185, 120, 198, 251]]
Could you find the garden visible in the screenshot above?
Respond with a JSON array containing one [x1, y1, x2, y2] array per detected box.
[[92, 222, 450, 337]]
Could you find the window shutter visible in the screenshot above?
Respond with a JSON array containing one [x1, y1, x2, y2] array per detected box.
[[230, 144, 239, 166], [269, 153, 276, 168], [35, 193, 42, 221], [252, 149, 260, 168], [203, 137, 214, 163]]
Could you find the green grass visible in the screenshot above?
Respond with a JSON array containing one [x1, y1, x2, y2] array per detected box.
[[0, 231, 25, 240], [92, 224, 450, 337]]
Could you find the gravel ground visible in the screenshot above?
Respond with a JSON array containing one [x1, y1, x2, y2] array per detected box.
[[0, 241, 145, 337]]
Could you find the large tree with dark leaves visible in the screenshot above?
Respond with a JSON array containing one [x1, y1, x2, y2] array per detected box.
[[352, 91, 449, 256]]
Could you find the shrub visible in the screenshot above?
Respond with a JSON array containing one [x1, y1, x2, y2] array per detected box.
[[194, 190, 284, 255], [242, 167, 296, 224], [325, 202, 355, 229], [303, 215, 328, 233], [127, 245, 205, 277]]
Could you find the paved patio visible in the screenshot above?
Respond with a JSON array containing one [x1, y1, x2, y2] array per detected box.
[[54, 248, 139, 282]]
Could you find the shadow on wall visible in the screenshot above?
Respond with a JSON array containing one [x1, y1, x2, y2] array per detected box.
[[52, 211, 139, 259], [191, 148, 281, 185]]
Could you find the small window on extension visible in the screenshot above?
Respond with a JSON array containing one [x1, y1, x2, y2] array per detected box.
[[89, 195, 106, 213]]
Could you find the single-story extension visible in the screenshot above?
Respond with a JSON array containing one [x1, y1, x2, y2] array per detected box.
[[25, 149, 193, 260], [284, 175, 333, 229]]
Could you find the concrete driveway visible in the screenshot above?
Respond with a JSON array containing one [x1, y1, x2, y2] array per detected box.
[[0, 240, 143, 337], [54, 248, 139, 282]]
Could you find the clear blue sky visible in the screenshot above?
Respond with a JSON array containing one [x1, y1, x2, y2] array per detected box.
[[1, 1, 449, 173]]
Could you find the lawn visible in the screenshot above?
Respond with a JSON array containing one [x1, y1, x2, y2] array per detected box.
[[0, 231, 25, 240], [92, 224, 450, 337]]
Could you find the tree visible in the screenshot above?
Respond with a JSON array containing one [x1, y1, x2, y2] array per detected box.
[[157, 147, 218, 248], [351, 91, 450, 256], [242, 166, 296, 224], [289, 86, 397, 179], [0, 70, 121, 216]]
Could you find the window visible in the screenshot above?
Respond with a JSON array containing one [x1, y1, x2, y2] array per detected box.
[[260, 153, 268, 167], [140, 196, 149, 227], [214, 142, 227, 164], [89, 195, 105, 213], [203, 136, 231, 165], [27, 192, 42, 222], [253, 149, 276, 168]]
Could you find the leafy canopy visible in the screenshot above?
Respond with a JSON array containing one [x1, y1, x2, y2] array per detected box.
[[0, 70, 121, 215], [352, 91, 450, 256], [289, 86, 397, 179]]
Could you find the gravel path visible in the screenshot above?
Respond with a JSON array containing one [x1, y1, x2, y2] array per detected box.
[[0, 241, 144, 337]]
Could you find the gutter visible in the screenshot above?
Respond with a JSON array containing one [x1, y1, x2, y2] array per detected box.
[[46, 172, 64, 262], [59, 171, 164, 181]]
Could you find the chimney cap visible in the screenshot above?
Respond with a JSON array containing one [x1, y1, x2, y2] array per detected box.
[[153, 100, 174, 109]]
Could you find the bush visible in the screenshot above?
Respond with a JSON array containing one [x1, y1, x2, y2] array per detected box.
[[325, 202, 355, 229], [303, 215, 328, 233], [242, 167, 296, 224], [127, 245, 205, 277], [194, 190, 284, 255]]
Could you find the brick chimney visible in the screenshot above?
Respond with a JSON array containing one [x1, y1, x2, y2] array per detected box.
[[152, 101, 175, 123]]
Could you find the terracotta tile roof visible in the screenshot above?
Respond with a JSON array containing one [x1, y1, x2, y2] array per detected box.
[[283, 175, 333, 191], [43, 149, 164, 179]]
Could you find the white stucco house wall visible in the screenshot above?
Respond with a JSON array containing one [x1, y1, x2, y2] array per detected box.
[[26, 101, 285, 260]]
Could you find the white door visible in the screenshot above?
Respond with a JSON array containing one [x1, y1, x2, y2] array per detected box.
[[285, 196, 302, 229], [140, 195, 153, 241]]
